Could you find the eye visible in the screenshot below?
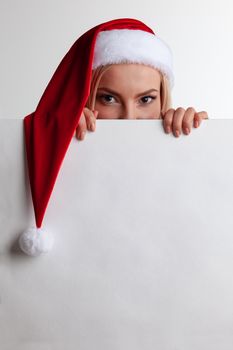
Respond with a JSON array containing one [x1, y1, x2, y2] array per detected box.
[[97, 94, 117, 104], [140, 96, 156, 104]]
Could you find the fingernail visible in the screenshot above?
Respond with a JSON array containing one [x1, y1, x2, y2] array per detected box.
[[184, 128, 190, 134], [194, 120, 199, 127], [165, 126, 171, 133], [80, 131, 85, 140], [175, 130, 180, 137], [91, 122, 95, 131]]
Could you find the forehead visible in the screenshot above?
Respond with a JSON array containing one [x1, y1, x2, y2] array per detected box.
[[98, 63, 161, 90]]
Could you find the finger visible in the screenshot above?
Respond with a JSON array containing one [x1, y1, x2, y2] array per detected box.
[[93, 110, 99, 119], [198, 111, 209, 119], [193, 113, 203, 128], [91, 110, 99, 130], [181, 107, 196, 135], [162, 108, 175, 134], [172, 107, 186, 137], [193, 111, 209, 128], [83, 107, 98, 131], [76, 112, 87, 140]]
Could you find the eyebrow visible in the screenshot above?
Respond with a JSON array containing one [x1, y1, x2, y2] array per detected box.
[[97, 87, 159, 98]]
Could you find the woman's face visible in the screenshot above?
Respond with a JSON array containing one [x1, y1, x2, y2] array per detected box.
[[94, 64, 162, 119]]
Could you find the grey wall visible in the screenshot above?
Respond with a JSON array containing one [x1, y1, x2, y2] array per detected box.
[[0, 0, 232, 119]]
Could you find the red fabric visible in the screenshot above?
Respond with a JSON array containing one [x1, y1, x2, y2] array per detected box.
[[24, 18, 154, 228]]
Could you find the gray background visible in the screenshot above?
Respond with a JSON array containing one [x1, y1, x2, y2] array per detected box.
[[0, 0, 232, 119]]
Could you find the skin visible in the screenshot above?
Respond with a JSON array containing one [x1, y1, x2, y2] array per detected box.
[[75, 64, 208, 140]]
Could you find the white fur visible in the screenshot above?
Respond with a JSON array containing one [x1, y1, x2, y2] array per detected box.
[[93, 29, 174, 89], [19, 227, 54, 257]]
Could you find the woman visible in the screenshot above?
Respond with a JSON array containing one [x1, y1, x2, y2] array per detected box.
[[74, 23, 208, 141]]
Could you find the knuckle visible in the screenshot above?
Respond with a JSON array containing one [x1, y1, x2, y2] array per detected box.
[[166, 108, 175, 114], [84, 108, 91, 117], [84, 107, 94, 118], [183, 113, 194, 124], [83, 108, 91, 119], [163, 109, 174, 122], [195, 112, 203, 120], [202, 111, 209, 119], [83, 107, 90, 113], [176, 107, 185, 112], [186, 106, 195, 113], [195, 113, 202, 119]]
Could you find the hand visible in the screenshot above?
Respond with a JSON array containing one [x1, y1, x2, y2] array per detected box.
[[74, 108, 98, 140], [161, 107, 208, 137]]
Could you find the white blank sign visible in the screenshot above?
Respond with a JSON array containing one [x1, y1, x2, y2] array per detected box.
[[1, 119, 233, 350]]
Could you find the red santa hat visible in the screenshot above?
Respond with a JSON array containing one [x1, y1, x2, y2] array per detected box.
[[19, 18, 174, 256]]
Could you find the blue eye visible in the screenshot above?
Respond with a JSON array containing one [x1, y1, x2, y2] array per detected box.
[[140, 96, 156, 104]]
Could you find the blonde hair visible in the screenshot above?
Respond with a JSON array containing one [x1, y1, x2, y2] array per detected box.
[[86, 64, 172, 117]]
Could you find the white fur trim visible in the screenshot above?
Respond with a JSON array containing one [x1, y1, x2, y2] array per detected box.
[[93, 29, 174, 89], [19, 226, 54, 256]]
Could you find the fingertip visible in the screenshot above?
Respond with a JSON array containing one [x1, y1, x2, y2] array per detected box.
[[79, 131, 85, 140], [88, 122, 95, 132]]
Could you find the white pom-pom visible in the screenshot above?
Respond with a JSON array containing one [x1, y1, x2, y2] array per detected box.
[[19, 227, 54, 256]]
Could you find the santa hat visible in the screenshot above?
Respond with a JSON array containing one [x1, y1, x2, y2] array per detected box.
[[19, 18, 174, 256]]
